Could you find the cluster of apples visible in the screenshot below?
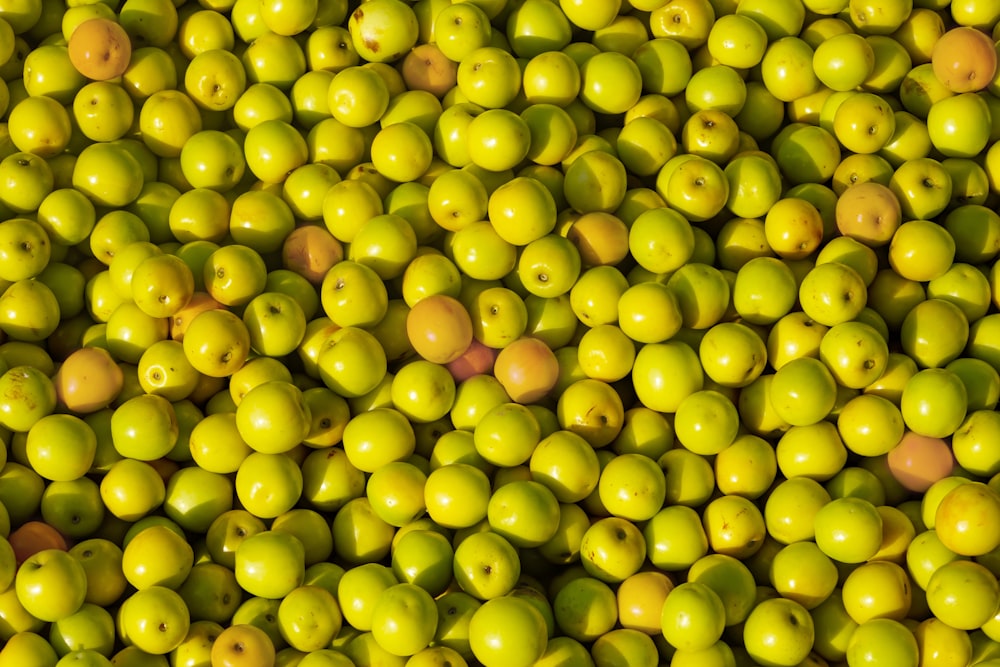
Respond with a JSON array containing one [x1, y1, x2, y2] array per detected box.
[[3, 0, 1000, 665]]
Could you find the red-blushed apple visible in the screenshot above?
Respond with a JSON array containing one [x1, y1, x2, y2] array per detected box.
[[932, 26, 997, 93], [492, 336, 559, 403], [446, 339, 497, 382]]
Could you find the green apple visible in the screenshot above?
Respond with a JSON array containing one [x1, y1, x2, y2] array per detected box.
[[316, 326, 388, 398], [40, 478, 104, 541], [772, 123, 841, 185], [901, 368, 968, 439], [661, 581, 726, 652], [365, 459, 426, 528], [665, 262, 730, 330], [348, 0, 418, 63], [769, 541, 839, 611], [684, 64, 747, 116], [814, 496, 883, 563], [14, 549, 87, 623], [926, 559, 1000, 630], [331, 497, 396, 565], [742, 597, 815, 667], [468, 596, 547, 667], [579, 515, 646, 583], [528, 429, 600, 504], [819, 320, 889, 389], [235, 452, 304, 519], [616, 116, 677, 178], [118, 586, 190, 655], [833, 92, 896, 154], [434, 2, 491, 62], [337, 563, 398, 632], [391, 529, 454, 597], [48, 602, 115, 658], [23, 413, 95, 482], [234, 530, 305, 601], [900, 298, 969, 369], [552, 575, 617, 643], [644, 504, 709, 571], [370, 583, 438, 657], [663, 155, 729, 223], [162, 466, 234, 535], [452, 530, 520, 600], [698, 323, 767, 389], [579, 51, 642, 115], [768, 357, 837, 427], [628, 207, 695, 276], [277, 585, 342, 653], [798, 262, 868, 327], [927, 92, 992, 158], [235, 380, 311, 455], [759, 36, 820, 102], [271, 509, 334, 568], [110, 394, 178, 462], [813, 32, 875, 91], [487, 479, 560, 548], [889, 156, 953, 221], [846, 618, 920, 667], [176, 562, 242, 625], [732, 256, 797, 326], [121, 524, 194, 591], [0, 630, 60, 666], [632, 339, 705, 414], [0, 280, 61, 345], [724, 153, 782, 220]]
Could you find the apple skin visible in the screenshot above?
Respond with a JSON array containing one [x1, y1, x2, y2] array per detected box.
[[117, 586, 191, 656], [743, 597, 816, 667], [468, 595, 548, 667], [234, 530, 306, 601], [14, 548, 88, 623], [15, 11, 1000, 667], [453, 530, 521, 601]]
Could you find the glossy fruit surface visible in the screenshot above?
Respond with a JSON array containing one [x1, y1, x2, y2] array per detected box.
[[4, 4, 1000, 667]]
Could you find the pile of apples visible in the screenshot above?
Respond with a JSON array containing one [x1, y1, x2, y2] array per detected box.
[[4, 0, 1000, 665]]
